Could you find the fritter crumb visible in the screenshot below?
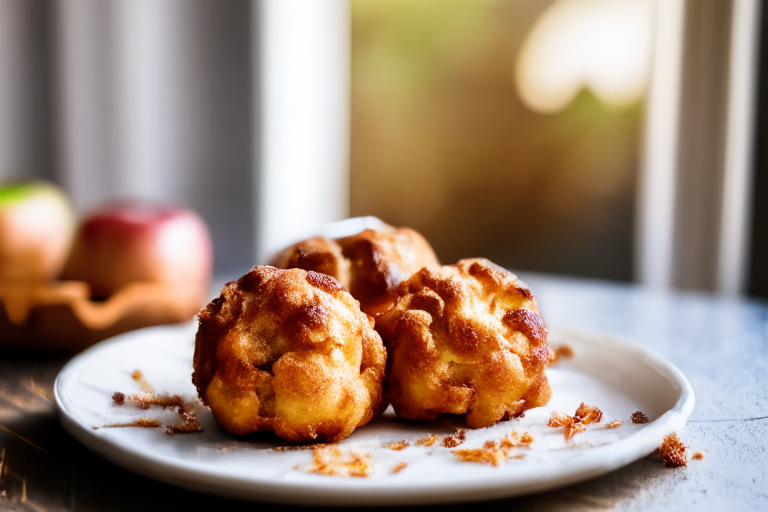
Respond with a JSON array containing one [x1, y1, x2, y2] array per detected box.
[[131, 370, 153, 393], [547, 412, 574, 428], [273, 443, 335, 452], [631, 411, 649, 424], [111, 391, 203, 435], [308, 446, 370, 477], [552, 345, 574, 363], [391, 462, 408, 474], [415, 434, 437, 447], [574, 403, 603, 424], [442, 429, 467, 448], [102, 417, 161, 429], [565, 423, 586, 440], [385, 440, 409, 451], [454, 448, 506, 466], [498, 429, 533, 450], [548, 404, 601, 440], [659, 432, 687, 468], [166, 421, 204, 435], [693, 452, 704, 460], [605, 420, 623, 429]]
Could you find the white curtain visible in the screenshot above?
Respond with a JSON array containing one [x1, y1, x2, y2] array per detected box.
[[0, 0, 349, 275]]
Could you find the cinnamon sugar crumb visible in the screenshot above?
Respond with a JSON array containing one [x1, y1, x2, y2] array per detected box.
[[110, 391, 203, 435], [499, 430, 533, 450], [391, 462, 408, 474], [631, 411, 649, 424], [499, 436, 514, 450], [605, 420, 623, 429], [131, 370, 153, 393], [102, 417, 161, 429], [415, 434, 437, 447], [385, 440, 409, 451], [454, 448, 506, 466], [564, 423, 586, 440], [574, 403, 603, 425], [547, 412, 574, 428], [549, 403, 602, 440], [273, 443, 335, 452], [693, 452, 704, 460], [659, 432, 687, 468], [548, 411, 582, 439], [308, 446, 370, 477], [442, 429, 467, 448], [552, 345, 574, 363]]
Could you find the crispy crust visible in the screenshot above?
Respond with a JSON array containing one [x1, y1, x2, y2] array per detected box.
[[192, 266, 387, 443], [270, 226, 440, 316], [375, 258, 553, 429]]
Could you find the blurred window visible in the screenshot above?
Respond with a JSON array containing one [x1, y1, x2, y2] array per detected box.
[[350, 0, 650, 281]]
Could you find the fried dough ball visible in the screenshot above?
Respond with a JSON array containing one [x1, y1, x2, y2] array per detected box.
[[271, 225, 440, 316], [192, 266, 387, 443], [375, 258, 553, 429]]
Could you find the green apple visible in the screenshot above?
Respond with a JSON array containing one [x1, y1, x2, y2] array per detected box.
[[0, 182, 75, 282]]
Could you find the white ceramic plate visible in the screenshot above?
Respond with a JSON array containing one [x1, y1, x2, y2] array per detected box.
[[55, 322, 694, 506]]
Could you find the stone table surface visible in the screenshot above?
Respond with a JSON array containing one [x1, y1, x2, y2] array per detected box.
[[1, 273, 766, 511]]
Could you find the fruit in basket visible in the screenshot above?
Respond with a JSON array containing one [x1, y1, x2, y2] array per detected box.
[[61, 201, 213, 299], [0, 181, 75, 282]]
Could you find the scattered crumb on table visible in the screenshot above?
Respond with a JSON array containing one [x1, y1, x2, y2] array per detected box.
[[659, 432, 687, 468]]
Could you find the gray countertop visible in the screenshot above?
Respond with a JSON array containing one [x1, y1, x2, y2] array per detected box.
[[517, 273, 768, 511], [1, 273, 766, 511]]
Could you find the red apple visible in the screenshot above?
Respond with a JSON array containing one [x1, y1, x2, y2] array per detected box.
[[0, 181, 75, 282], [61, 201, 213, 300]]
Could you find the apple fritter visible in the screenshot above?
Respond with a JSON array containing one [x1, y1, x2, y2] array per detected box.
[[192, 266, 387, 443], [375, 258, 553, 429], [271, 225, 440, 316]]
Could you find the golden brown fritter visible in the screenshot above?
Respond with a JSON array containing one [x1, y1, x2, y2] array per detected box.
[[270, 225, 440, 316], [375, 258, 553, 429], [192, 266, 387, 443]]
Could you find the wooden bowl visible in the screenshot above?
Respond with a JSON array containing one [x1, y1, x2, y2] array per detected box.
[[0, 280, 207, 352]]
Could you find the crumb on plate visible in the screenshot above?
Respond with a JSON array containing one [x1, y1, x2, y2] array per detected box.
[[131, 369, 153, 393], [415, 434, 438, 447], [391, 462, 408, 474], [442, 428, 467, 448], [548, 403, 603, 440], [574, 403, 603, 425], [307, 446, 371, 477], [453, 448, 507, 466], [101, 417, 161, 429], [385, 440, 409, 451], [552, 345, 574, 363], [109, 391, 202, 435], [273, 443, 336, 452]]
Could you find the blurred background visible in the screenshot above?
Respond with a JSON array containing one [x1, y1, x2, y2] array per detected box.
[[1, 0, 766, 296]]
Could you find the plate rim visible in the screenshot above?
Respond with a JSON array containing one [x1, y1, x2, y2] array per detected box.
[[54, 324, 695, 506]]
